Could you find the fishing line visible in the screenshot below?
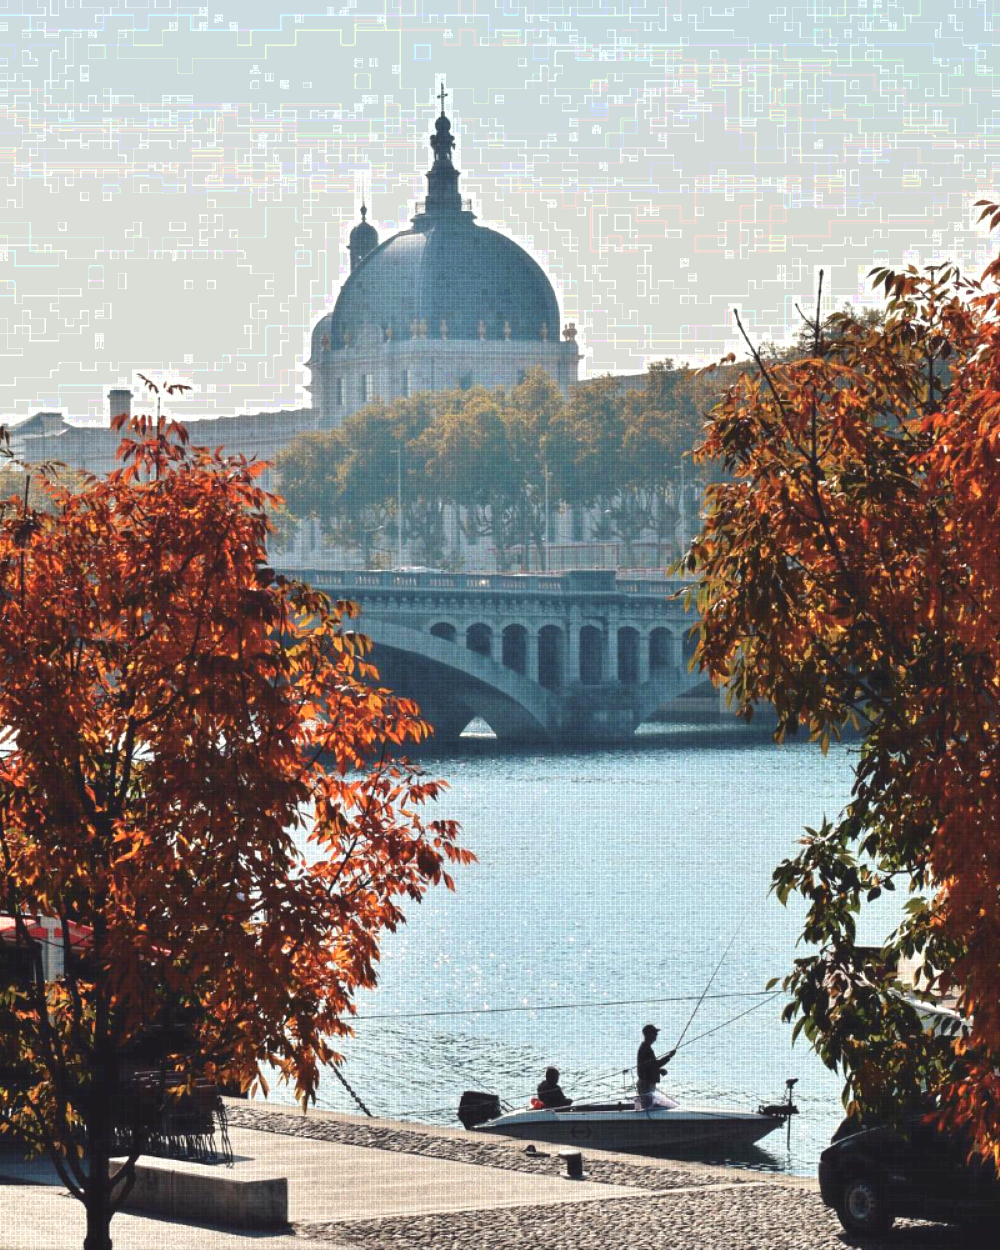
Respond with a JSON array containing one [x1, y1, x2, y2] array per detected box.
[[351, 988, 773, 1022], [672, 918, 747, 1052], [675, 991, 783, 1050]]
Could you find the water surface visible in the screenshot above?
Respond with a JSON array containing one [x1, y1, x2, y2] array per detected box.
[[283, 724, 901, 1177]]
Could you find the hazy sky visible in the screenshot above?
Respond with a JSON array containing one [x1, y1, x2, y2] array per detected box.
[[3, 0, 998, 421]]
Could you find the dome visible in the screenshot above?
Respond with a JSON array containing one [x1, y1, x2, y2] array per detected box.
[[326, 220, 560, 348], [318, 95, 561, 351]]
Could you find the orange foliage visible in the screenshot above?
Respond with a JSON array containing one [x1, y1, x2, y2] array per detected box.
[[687, 225, 1000, 1156], [0, 406, 468, 1244]]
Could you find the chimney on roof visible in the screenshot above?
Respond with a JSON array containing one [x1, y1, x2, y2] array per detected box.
[[108, 387, 132, 425]]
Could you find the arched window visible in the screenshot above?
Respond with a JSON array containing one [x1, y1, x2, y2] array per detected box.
[[430, 622, 456, 643]]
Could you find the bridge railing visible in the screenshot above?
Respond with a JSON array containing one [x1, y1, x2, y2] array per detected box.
[[274, 566, 690, 599]]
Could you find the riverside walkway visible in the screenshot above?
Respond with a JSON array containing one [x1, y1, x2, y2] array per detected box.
[[0, 1104, 983, 1248]]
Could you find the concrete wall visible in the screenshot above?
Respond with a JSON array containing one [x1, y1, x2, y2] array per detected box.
[[114, 1156, 288, 1230]]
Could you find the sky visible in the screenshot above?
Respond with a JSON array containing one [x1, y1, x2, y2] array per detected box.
[[3, 0, 999, 422]]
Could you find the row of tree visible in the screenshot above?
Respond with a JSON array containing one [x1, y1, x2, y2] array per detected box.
[[276, 362, 720, 570]]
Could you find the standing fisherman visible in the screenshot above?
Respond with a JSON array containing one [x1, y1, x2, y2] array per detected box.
[[635, 1024, 676, 1109]]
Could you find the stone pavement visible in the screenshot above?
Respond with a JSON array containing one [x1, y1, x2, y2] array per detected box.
[[0, 1106, 991, 1248], [0, 1184, 312, 1250]]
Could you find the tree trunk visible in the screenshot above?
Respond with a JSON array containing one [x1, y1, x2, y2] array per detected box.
[[83, 1089, 113, 1250], [84, 1180, 113, 1250], [85, 977, 115, 1250]]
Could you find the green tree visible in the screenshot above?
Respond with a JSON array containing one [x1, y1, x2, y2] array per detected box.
[[419, 388, 523, 569]]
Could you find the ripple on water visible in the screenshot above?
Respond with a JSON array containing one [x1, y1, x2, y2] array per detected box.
[[281, 724, 895, 1178]]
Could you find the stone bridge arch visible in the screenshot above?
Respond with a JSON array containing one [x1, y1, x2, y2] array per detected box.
[[291, 567, 718, 741], [360, 620, 565, 743]]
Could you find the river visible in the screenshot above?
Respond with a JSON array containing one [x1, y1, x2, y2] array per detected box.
[[282, 722, 903, 1178]]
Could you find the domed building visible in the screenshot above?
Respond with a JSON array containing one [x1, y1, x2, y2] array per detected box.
[[308, 90, 580, 426]]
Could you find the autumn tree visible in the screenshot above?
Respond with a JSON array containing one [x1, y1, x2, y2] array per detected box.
[[0, 403, 468, 1249], [686, 233, 1000, 1159]]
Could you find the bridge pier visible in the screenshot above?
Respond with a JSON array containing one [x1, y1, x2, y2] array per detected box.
[[565, 681, 640, 743], [637, 636, 650, 686], [566, 617, 581, 685], [525, 630, 539, 684], [606, 608, 619, 682]]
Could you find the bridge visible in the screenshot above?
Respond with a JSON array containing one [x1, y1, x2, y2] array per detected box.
[[277, 567, 717, 743]]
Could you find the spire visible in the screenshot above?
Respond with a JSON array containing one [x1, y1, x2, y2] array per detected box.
[[423, 82, 463, 217]]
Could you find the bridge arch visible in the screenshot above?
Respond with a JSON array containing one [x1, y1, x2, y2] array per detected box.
[[538, 624, 565, 691], [649, 626, 674, 672], [466, 622, 493, 658], [579, 624, 604, 685], [430, 621, 457, 642], [682, 624, 699, 668], [359, 620, 563, 743], [501, 624, 528, 675]]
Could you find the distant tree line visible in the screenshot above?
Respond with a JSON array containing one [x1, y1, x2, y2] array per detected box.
[[276, 361, 726, 571]]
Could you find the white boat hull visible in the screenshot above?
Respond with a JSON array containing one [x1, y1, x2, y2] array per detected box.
[[474, 1100, 786, 1153]]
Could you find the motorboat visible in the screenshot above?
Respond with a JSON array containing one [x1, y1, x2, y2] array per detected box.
[[895, 952, 968, 1040], [458, 1082, 798, 1154]]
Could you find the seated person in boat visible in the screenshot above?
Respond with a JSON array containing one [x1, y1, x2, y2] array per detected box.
[[635, 1024, 677, 1110], [535, 1067, 572, 1109]]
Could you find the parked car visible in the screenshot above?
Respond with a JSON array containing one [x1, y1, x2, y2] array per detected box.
[[819, 1112, 1000, 1237]]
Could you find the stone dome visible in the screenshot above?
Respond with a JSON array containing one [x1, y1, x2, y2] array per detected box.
[[314, 97, 561, 354], [323, 222, 559, 349]]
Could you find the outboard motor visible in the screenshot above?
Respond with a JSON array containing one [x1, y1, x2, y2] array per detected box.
[[458, 1090, 502, 1130], [758, 1078, 799, 1148]]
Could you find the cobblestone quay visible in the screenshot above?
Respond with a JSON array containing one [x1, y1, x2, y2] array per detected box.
[[229, 1105, 985, 1249]]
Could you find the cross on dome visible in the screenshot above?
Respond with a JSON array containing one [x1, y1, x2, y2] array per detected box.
[[438, 83, 448, 115]]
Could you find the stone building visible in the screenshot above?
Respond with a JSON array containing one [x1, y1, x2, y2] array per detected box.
[[5, 90, 702, 573], [306, 92, 580, 426]]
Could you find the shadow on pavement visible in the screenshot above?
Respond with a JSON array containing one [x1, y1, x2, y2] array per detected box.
[[839, 1222, 996, 1248]]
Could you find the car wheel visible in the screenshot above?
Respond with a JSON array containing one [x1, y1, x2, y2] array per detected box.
[[837, 1173, 893, 1237]]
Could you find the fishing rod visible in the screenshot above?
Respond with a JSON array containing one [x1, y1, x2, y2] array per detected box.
[[672, 917, 746, 1053]]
